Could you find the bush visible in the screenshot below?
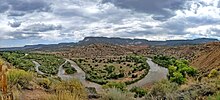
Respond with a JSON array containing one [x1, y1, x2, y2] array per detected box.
[[0, 59, 4, 66], [36, 78, 52, 89], [148, 79, 178, 98], [208, 69, 219, 78], [170, 72, 186, 84], [7, 69, 33, 89], [208, 92, 220, 100], [52, 79, 87, 99], [103, 82, 126, 91], [130, 87, 148, 98], [104, 65, 115, 74], [102, 88, 134, 100], [65, 67, 76, 74], [153, 55, 197, 84]]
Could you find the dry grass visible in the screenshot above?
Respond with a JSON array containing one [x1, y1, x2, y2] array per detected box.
[[52, 79, 88, 100], [40, 91, 86, 100]]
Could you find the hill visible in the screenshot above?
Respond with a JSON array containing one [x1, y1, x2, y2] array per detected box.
[[191, 42, 220, 74], [53, 43, 134, 58], [136, 42, 220, 74], [0, 37, 218, 51], [79, 37, 218, 46]]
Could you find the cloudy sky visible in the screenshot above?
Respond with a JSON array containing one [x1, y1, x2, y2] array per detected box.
[[0, 0, 220, 47]]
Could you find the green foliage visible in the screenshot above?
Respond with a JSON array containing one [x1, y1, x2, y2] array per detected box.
[[26, 54, 65, 75], [153, 55, 197, 84], [103, 82, 126, 91], [152, 55, 176, 68], [52, 79, 87, 99], [208, 69, 219, 78], [104, 65, 115, 74], [7, 69, 33, 89], [75, 55, 149, 85], [130, 87, 148, 98], [63, 62, 76, 74], [168, 65, 177, 75], [208, 92, 220, 100], [36, 78, 52, 89], [0, 52, 35, 71], [147, 79, 178, 99], [0, 59, 3, 65], [0, 51, 65, 75], [170, 72, 185, 84]]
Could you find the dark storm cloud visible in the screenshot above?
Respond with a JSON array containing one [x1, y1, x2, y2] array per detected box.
[[218, 0, 220, 7], [0, 2, 9, 13], [102, 0, 186, 20], [8, 21, 22, 28], [7, 0, 51, 12], [23, 23, 62, 32], [6, 31, 40, 39], [0, 0, 51, 16], [7, 11, 26, 16]]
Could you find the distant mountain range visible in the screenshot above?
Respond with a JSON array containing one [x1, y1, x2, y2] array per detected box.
[[0, 37, 219, 51], [79, 37, 219, 46]]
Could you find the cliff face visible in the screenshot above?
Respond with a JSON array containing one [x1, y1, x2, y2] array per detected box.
[[190, 42, 220, 73]]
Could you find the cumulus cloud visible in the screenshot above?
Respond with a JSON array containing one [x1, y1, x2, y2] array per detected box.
[[102, 0, 185, 20], [22, 23, 62, 32], [0, 0, 219, 47], [8, 21, 22, 28]]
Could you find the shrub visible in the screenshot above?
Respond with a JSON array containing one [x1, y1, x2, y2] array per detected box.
[[148, 79, 178, 97], [0, 59, 3, 66], [170, 72, 186, 84], [153, 55, 197, 84], [102, 88, 134, 100], [103, 82, 126, 91], [7, 69, 33, 89], [65, 67, 76, 74], [104, 65, 115, 74], [52, 79, 87, 99], [208, 92, 220, 100], [36, 78, 52, 89], [208, 69, 219, 78], [130, 87, 148, 98]]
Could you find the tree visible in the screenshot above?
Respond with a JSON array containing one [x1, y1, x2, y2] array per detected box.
[[170, 72, 185, 84], [168, 65, 177, 76], [105, 65, 115, 74]]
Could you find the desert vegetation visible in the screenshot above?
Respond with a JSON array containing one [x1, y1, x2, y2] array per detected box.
[[62, 61, 76, 74], [73, 55, 150, 84], [152, 55, 197, 84], [1, 60, 87, 100], [0, 48, 219, 100], [0, 51, 76, 75]]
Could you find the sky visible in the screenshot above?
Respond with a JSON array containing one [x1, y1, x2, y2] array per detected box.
[[0, 0, 220, 47]]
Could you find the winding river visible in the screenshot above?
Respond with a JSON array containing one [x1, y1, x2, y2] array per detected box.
[[33, 58, 168, 92], [33, 61, 46, 75], [127, 58, 168, 89]]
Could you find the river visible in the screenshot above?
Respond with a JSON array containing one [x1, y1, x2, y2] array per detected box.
[[127, 58, 168, 89], [33, 58, 168, 92]]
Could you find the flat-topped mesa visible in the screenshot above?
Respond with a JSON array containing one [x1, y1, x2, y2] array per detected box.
[[0, 36, 219, 51], [79, 37, 219, 46], [78, 37, 149, 46]]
